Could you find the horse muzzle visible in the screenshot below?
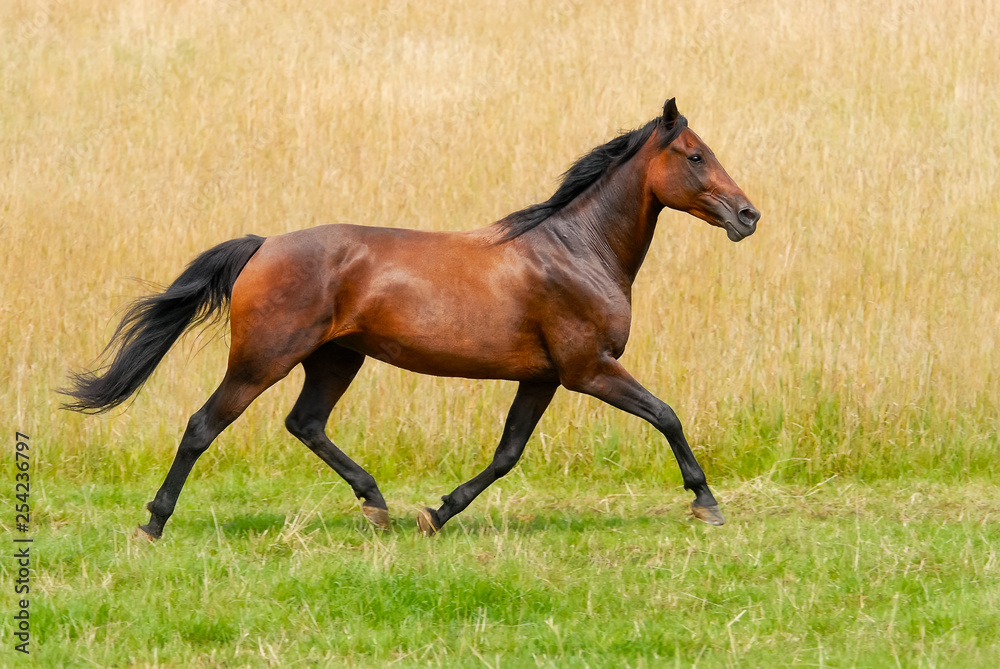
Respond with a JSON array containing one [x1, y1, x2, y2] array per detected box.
[[724, 203, 760, 242]]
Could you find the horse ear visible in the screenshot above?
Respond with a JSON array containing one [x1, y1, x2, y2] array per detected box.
[[662, 98, 679, 128]]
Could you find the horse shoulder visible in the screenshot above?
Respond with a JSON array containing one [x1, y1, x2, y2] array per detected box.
[[529, 245, 633, 359]]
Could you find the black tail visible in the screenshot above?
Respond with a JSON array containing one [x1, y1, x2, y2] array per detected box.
[[61, 235, 266, 414]]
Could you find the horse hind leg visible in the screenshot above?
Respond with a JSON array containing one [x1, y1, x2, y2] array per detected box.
[[284, 344, 390, 530], [135, 362, 291, 541]]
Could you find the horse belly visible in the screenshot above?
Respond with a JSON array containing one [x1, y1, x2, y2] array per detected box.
[[380, 344, 551, 380], [337, 285, 553, 380], [341, 316, 554, 381]]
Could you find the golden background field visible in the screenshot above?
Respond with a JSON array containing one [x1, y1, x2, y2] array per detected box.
[[2, 0, 998, 484]]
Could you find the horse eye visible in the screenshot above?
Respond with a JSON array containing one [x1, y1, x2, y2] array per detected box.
[[688, 154, 703, 164]]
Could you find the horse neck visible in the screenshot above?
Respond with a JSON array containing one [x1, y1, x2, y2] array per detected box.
[[555, 147, 664, 288]]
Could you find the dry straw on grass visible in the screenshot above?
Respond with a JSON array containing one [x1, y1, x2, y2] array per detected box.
[[2, 0, 997, 482]]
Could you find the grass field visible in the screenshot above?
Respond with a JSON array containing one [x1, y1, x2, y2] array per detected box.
[[2, 0, 999, 666]]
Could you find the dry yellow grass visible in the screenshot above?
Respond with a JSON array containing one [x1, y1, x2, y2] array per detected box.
[[2, 0, 998, 482]]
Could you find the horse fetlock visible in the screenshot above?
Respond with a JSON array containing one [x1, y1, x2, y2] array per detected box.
[[682, 473, 709, 492], [145, 499, 174, 520], [353, 474, 382, 503]]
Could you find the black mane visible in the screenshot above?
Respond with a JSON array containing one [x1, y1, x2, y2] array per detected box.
[[496, 114, 687, 241]]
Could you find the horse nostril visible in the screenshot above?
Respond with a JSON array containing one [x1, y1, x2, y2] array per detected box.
[[738, 207, 760, 228]]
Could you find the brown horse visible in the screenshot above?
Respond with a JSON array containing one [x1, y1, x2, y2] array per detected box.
[[63, 99, 759, 540]]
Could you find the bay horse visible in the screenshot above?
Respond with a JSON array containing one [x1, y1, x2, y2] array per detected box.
[[63, 99, 759, 540]]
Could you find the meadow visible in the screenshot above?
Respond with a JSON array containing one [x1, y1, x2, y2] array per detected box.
[[2, 0, 999, 666]]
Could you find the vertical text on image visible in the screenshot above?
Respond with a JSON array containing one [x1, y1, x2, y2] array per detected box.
[[13, 431, 32, 655]]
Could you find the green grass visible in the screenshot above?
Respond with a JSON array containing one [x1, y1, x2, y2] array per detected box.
[[6, 465, 1000, 667]]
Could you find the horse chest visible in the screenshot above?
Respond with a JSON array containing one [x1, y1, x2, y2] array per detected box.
[[554, 283, 633, 358], [600, 297, 633, 357]]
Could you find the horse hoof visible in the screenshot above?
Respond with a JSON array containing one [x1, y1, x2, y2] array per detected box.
[[133, 524, 159, 542], [362, 505, 391, 531], [416, 507, 440, 536], [691, 504, 725, 526]]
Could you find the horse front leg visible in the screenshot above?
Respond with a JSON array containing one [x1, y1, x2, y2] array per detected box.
[[418, 382, 558, 535], [562, 355, 724, 526]]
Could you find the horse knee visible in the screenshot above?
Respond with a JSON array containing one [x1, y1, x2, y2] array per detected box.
[[654, 404, 683, 437]]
